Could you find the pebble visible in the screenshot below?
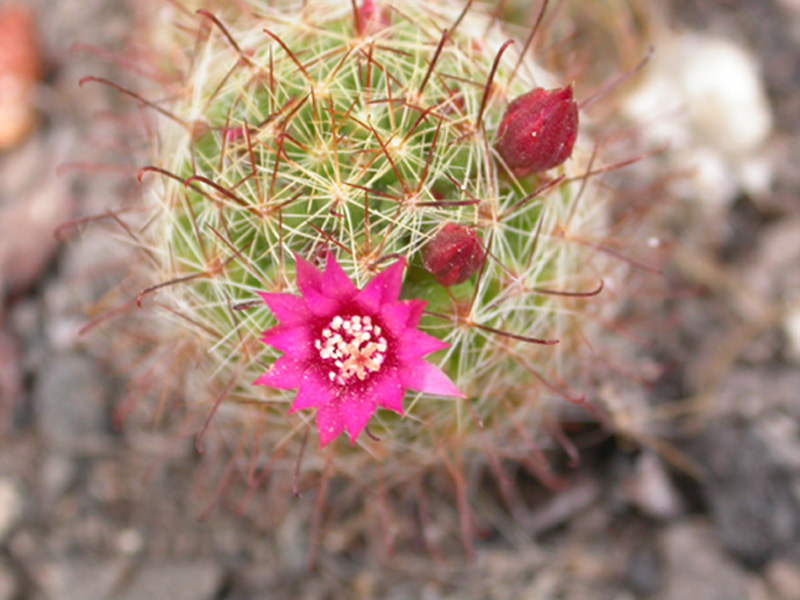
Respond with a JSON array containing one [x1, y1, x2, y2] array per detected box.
[[748, 218, 800, 305], [40, 454, 77, 501], [0, 131, 74, 298], [621, 31, 774, 211], [679, 34, 772, 155], [712, 367, 800, 418], [37, 560, 127, 600], [784, 307, 800, 363], [115, 528, 144, 556], [765, 560, 800, 600], [0, 477, 22, 543], [691, 418, 800, 566], [113, 562, 224, 600], [0, 560, 16, 600], [626, 541, 664, 597], [0, 331, 20, 422], [624, 451, 685, 520], [33, 353, 108, 447], [659, 521, 766, 600]]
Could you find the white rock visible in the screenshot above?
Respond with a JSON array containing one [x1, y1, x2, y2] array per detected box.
[[115, 562, 223, 600], [626, 452, 684, 520], [783, 307, 800, 363], [622, 31, 774, 210], [37, 560, 128, 600], [0, 478, 22, 543], [766, 560, 800, 600], [680, 35, 772, 155]]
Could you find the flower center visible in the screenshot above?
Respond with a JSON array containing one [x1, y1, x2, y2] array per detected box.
[[314, 314, 387, 386]]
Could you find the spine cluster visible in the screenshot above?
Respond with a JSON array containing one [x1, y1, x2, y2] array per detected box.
[[92, 0, 624, 517]]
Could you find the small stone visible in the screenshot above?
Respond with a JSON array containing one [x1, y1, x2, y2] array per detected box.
[[712, 367, 800, 418], [114, 562, 224, 600], [621, 32, 774, 211], [40, 454, 77, 501], [680, 35, 772, 156], [690, 418, 800, 566], [0, 136, 74, 297], [0, 477, 22, 543], [624, 452, 684, 520], [783, 307, 800, 363], [116, 528, 144, 556], [37, 560, 128, 600], [0, 331, 21, 423], [33, 354, 108, 447], [748, 218, 800, 306], [765, 560, 800, 600], [626, 542, 664, 597], [0, 560, 17, 600], [659, 521, 765, 600]]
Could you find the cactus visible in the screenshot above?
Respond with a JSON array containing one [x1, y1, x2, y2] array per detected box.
[[83, 0, 634, 550]]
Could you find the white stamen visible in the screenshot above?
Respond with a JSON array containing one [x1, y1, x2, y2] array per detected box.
[[316, 314, 388, 386]]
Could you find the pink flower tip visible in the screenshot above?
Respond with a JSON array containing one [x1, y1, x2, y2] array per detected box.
[[495, 86, 578, 177], [255, 253, 463, 447], [356, 0, 390, 36]]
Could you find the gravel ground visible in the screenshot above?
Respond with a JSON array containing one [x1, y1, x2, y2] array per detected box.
[[2, 1, 800, 598]]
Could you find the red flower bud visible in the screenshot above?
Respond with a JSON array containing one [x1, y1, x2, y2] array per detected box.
[[422, 224, 486, 287], [495, 86, 578, 177]]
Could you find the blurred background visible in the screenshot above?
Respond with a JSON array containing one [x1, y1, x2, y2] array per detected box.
[[1, 0, 800, 598]]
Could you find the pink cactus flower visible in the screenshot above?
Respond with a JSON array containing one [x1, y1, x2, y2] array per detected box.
[[495, 86, 578, 177], [255, 253, 464, 446]]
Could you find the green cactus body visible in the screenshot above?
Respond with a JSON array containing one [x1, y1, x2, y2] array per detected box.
[[132, 0, 610, 477]]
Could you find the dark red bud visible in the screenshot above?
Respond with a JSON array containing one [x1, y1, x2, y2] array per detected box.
[[422, 224, 486, 287], [495, 86, 578, 177]]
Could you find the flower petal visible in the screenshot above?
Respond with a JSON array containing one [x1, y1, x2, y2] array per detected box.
[[289, 371, 335, 412], [341, 391, 377, 445], [258, 292, 309, 325], [316, 401, 345, 447], [254, 356, 304, 389], [405, 299, 426, 328], [355, 258, 405, 311], [260, 325, 313, 359], [323, 253, 358, 300], [371, 374, 405, 414], [379, 300, 414, 335], [398, 330, 449, 361], [300, 287, 340, 317], [400, 360, 464, 398], [294, 253, 324, 295]]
